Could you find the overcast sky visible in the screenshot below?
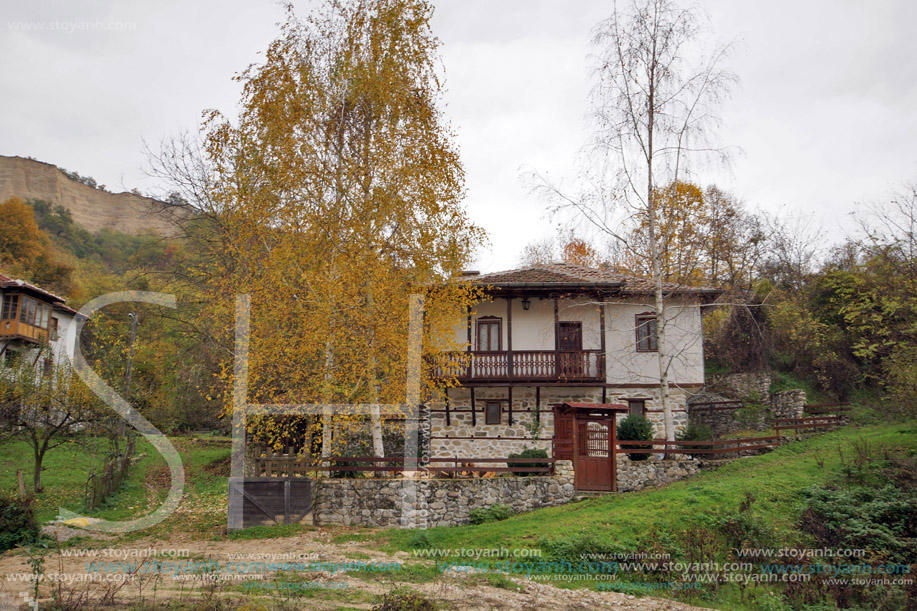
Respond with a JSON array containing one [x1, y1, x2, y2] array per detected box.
[[2, 0, 916, 272]]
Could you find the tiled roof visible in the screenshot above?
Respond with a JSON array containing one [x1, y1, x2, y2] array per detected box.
[[471, 263, 720, 296], [0, 272, 67, 303]]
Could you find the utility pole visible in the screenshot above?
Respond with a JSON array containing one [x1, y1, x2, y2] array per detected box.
[[117, 312, 139, 454], [124, 313, 139, 400]]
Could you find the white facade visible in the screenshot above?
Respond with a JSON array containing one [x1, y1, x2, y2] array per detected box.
[[462, 294, 705, 386], [430, 263, 716, 459]]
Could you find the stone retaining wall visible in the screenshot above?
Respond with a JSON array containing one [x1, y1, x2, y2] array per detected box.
[[707, 372, 772, 401], [770, 389, 806, 420], [616, 456, 701, 492], [313, 460, 575, 528], [690, 376, 806, 436]]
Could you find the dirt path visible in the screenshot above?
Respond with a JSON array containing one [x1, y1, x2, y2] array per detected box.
[[0, 530, 714, 610]]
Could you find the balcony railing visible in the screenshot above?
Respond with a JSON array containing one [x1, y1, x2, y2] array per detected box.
[[0, 319, 48, 344], [437, 350, 605, 383]]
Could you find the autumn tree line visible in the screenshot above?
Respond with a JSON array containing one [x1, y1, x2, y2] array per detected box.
[[523, 180, 917, 413]]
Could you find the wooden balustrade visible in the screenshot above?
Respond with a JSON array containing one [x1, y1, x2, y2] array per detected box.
[[433, 350, 604, 383]]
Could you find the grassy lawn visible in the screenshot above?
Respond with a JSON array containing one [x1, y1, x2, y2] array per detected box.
[[0, 435, 231, 527], [373, 423, 914, 553], [357, 422, 915, 609]]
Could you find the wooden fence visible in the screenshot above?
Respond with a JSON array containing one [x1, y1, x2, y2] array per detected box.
[[85, 437, 135, 511], [615, 436, 780, 456], [688, 400, 745, 412], [774, 415, 845, 433], [803, 402, 852, 415]]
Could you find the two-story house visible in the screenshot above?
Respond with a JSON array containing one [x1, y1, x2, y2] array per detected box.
[[0, 273, 80, 371], [430, 262, 719, 490]]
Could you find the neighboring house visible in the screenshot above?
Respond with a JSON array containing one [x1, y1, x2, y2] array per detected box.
[[431, 262, 720, 490], [0, 272, 80, 371]]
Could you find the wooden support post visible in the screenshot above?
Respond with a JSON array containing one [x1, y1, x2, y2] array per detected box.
[[17, 470, 25, 500], [599, 298, 607, 381], [553, 297, 560, 378], [466, 306, 472, 378], [470, 387, 476, 427], [445, 389, 451, 426], [284, 479, 291, 524], [506, 297, 513, 379], [535, 386, 541, 423], [602, 386, 607, 403], [610, 412, 618, 492], [508, 386, 513, 426]]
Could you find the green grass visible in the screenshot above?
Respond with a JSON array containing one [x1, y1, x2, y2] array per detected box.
[[0, 435, 231, 529], [0, 436, 164, 522], [347, 561, 440, 584], [769, 370, 830, 403], [358, 422, 915, 609], [227, 523, 313, 541]]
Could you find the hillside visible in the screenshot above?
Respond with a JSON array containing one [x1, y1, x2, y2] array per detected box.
[[0, 155, 191, 237]]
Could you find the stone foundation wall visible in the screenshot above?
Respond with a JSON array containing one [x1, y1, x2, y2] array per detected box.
[[770, 389, 806, 420], [707, 372, 772, 400], [689, 404, 765, 436], [313, 460, 575, 528], [431, 386, 688, 459], [689, 386, 806, 436], [616, 456, 701, 492]]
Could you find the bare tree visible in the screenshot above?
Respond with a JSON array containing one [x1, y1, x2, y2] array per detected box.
[[854, 183, 917, 292], [762, 212, 825, 295], [538, 0, 737, 440]]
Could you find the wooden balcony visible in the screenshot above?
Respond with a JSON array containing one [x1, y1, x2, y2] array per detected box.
[[0, 319, 48, 344], [438, 350, 605, 383]]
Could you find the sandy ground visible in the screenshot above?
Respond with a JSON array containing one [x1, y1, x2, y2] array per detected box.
[[0, 529, 715, 610]]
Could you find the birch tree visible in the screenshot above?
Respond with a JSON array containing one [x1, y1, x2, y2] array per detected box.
[[540, 0, 736, 440]]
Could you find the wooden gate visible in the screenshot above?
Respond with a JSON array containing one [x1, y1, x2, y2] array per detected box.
[[227, 477, 312, 530], [574, 418, 615, 491]]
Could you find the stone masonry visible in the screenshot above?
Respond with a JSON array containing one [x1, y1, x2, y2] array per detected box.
[[615, 455, 701, 493], [431, 386, 689, 461], [690, 373, 806, 436], [312, 460, 575, 528]]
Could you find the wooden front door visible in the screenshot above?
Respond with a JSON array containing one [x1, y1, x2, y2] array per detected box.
[[573, 417, 615, 491]]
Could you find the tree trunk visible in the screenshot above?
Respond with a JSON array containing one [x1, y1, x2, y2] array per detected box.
[[33, 445, 44, 493], [366, 290, 385, 462], [645, 54, 675, 443], [321, 340, 334, 461]]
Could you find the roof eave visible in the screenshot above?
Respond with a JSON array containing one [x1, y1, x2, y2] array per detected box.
[[475, 281, 626, 290]]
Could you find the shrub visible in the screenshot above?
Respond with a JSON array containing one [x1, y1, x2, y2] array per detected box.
[[468, 504, 513, 525], [886, 344, 917, 420], [406, 530, 432, 550], [0, 495, 39, 552], [507, 448, 549, 476], [538, 532, 630, 565], [372, 590, 437, 611], [676, 422, 714, 457], [616, 414, 654, 461]]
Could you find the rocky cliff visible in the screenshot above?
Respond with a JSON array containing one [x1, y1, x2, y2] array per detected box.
[[0, 155, 191, 237]]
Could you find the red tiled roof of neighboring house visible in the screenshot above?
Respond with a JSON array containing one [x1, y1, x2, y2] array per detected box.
[[470, 262, 721, 296], [0, 272, 67, 303], [53, 303, 79, 316]]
